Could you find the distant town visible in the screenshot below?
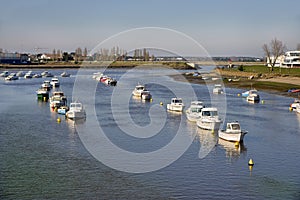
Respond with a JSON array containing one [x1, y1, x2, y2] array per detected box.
[[0, 46, 264, 65]]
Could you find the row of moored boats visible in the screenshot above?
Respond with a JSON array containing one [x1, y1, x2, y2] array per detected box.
[[35, 72, 86, 120]]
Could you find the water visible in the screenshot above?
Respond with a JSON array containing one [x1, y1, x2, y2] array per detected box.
[[0, 68, 300, 199]]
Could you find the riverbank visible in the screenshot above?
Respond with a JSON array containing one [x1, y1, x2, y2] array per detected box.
[[172, 68, 300, 98], [0, 61, 194, 70]]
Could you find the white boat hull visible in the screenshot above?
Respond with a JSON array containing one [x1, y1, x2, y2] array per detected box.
[[197, 118, 222, 131], [218, 130, 247, 142], [186, 111, 200, 122], [167, 104, 184, 112], [66, 110, 86, 119]]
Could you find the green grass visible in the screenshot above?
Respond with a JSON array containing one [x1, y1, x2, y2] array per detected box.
[[238, 65, 300, 76]]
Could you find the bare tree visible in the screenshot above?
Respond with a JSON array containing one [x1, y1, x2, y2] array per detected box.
[[262, 38, 286, 71], [297, 43, 300, 51]]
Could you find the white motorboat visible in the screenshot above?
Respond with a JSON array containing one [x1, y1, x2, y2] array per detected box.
[[167, 98, 185, 112], [186, 101, 204, 122], [5, 73, 18, 81], [42, 80, 52, 91], [141, 90, 152, 101], [242, 89, 257, 98], [218, 122, 248, 142], [247, 90, 260, 102], [0, 71, 9, 77], [66, 102, 86, 119], [49, 91, 67, 108], [24, 71, 34, 79], [132, 84, 145, 97], [16, 71, 25, 77], [33, 73, 42, 78], [50, 78, 60, 87], [61, 71, 71, 77], [290, 99, 300, 111], [196, 107, 222, 130], [42, 71, 54, 77], [213, 84, 223, 94]]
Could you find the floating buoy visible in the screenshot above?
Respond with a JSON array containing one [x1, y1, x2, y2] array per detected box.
[[235, 141, 239, 147], [160, 102, 163, 106], [54, 107, 58, 112], [57, 118, 61, 123], [289, 107, 293, 111], [150, 98, 153, 102], [248, 158, 254, 166], [43, 97, 47, 102], [237, 93, 241, 97], [261, 100, 265, 104]]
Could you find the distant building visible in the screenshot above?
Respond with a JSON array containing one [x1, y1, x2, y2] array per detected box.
[[266, 50, 300, 68], [266, 55, 284, 67], [281, 51, 300, 68], [0, 53, 30, 64]]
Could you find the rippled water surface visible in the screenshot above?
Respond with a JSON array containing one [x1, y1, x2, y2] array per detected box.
[[0, 68, 300, 199]]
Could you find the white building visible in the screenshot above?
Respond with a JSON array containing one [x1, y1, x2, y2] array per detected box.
[[281, 51, 300, 68]]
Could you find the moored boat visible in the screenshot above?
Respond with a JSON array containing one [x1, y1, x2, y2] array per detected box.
[[66, 102, 86, 120], [36, 88, 49, 101], [141, 90, 152, 101], [213, 84, 223, 94], [167, 98, 185, 112], [186, 101, 204, 122], [290, 99, 300, 111], [61, 71, 71, 77], [132, 84, 145, 97], [218, 122, 248, 142], [242, 89, 257, 98], [42, 80, 52, 91], [5, 73, 18, 81], [49, 91, 67, 108], [246, 90, 260, 102], [0, 71, 9, 77], [24, 71, 34, 79], [196, 107, 222, 130], [50, 77, 60, 87]]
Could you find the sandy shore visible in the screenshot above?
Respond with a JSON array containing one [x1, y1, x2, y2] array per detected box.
[[258, 76, 300, 86]]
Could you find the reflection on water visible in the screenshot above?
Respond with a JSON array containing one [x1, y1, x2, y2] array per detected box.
[[196, 128, 218, 159], [218, 138, 247, 161]]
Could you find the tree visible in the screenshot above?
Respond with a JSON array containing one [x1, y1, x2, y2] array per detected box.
[[262, 38, 286, 71], [83, 47, 88, 58], [52, 49, 56, 61], [297, 43, 300, 51]]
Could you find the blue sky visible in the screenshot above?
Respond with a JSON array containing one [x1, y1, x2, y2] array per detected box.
[[0, 0, 299, 57]]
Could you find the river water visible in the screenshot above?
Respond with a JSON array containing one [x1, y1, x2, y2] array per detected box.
[[0, 67, 300, 199]]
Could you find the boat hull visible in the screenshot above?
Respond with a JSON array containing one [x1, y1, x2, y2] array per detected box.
[[218, 130, 247, 142], [66, 111, 86, 119], [167, 104, 184, 112], [197, 119, 222, 131]]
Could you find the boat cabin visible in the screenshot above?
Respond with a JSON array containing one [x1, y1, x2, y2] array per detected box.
[[171, 98, 183, 104], [226, 122, 241, 132]]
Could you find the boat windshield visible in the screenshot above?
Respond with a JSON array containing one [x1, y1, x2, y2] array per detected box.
[[203, 110, 218, 116], [136, 86, 145, 90], [231, 124, 240, 130], [173, 99, 182, 103]]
